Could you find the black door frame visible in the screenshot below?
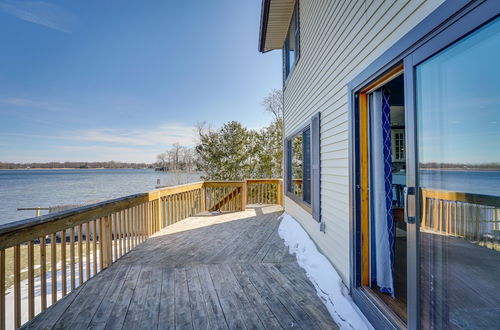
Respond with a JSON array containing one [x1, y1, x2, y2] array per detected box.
[[348, 1, 500, 329]]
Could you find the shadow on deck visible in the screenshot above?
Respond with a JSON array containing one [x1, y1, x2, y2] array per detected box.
[[23, 205, 338, 329]]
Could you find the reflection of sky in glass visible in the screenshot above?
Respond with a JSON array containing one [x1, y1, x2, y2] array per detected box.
[[416, 17, 500, 165]]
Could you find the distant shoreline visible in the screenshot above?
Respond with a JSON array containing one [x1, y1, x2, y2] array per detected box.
[[0, 167, 150, 171], [421, 168, 500, 171]]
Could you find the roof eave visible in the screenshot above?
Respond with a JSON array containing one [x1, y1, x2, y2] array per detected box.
[[258, 0, 271, 53]]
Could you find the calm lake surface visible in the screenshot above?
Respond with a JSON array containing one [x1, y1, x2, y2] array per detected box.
[[0, 169, 200, 225], [1, 169, 498, 226], [419, 170, 500, 197]]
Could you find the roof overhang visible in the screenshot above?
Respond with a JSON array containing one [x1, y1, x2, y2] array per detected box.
[[258, 0, 296, 53]]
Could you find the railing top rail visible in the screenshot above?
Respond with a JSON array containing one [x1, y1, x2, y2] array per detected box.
[[421, 188, 500, 207], [203, 181, 244, 188], [0, 192, 148, 250], [245, 179, 282, 184], [150, 181, 204, 198], [0, 179, 283, 251], [0, 181, 206, 250]]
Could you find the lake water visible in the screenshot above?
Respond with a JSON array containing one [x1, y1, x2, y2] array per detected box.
[[419, 170, 500, 197], [0, 169, 200, 225], [1, 169, 498, 226]]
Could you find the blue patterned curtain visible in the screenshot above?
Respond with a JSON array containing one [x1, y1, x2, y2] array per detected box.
[[381, 86, 395, 297]]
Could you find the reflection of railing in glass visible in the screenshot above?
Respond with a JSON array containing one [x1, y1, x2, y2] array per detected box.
[[291, 179, 303, 197], [421, 188, 500, 251]]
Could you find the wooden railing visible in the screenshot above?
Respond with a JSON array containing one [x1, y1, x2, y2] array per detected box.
[[421, 188, 500, 251], [0, 179, 282, 330], [290, 179, 303, 196], [246, 179, 283, 205]]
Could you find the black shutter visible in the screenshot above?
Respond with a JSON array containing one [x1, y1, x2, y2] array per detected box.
[[285, 139, 292, 193], [311, 112, 321, 221]]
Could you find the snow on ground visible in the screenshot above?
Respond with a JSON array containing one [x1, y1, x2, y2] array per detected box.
[[278, 213, 373, 330], [5, 253, 99, 330]]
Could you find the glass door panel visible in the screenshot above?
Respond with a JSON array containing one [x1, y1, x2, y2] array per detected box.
[[416, 17, 500, 329]]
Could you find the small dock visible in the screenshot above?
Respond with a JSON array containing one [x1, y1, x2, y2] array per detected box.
[[22, 205, 338, 329]]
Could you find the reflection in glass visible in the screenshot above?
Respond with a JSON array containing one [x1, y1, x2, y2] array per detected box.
[[416, 17, 500, 329], [291, 134, 303, 198], [303, 128, 311, 204]]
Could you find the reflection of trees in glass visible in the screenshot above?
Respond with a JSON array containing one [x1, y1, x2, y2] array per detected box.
[[292, 135, 303, 179], [291, 134, 303, 197]]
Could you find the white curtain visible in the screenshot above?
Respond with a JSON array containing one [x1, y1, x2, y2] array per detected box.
[[370, 90, 394, 296]]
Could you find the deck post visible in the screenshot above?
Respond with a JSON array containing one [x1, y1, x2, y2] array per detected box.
[[277, 180, 283, 206], [201, 187, 206, 212], [242, 180, 248, 211], [101, 215, 112, 269], [157, 194, 162, 230]]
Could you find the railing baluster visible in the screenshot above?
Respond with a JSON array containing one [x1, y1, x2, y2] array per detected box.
[[168, 196, 173, 225], [142, 204, 146, 240], [61, 230, 67, 296], [133, 207, 137, 247], [142, 203, 151, 239], [50, 233, 57, 305], [134, 206, 138, 247], [125, 209, 129, 253], [0, 249, 4, 330], [86, 222, 91, 281], [118, 211, 123, 257], [40, 236, 47, 311], [28, 240, 35, 320], [139, 205, 143, 242], [78, 224, 83, 286], [14, 244, 21, 328], [112, 214, 117, 261], [70, 227, 75, 290], [145, 204, 148, 240], [92, 220, 97, 275]]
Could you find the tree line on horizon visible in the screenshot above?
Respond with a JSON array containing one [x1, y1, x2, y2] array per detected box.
[[0, 161, 152, 170], [419, 162, 500, 170]]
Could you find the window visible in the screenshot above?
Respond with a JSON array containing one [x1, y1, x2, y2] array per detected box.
[[283, 1, 300, 81], [285, 112, 320, 220], [289, 128, 310, 203], [391, 129, 405, 162]]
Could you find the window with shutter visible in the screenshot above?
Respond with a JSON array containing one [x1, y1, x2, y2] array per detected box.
[[284, 112, 320, 218]]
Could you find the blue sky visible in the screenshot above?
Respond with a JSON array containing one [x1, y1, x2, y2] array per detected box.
[[0, 0, 281, 163]]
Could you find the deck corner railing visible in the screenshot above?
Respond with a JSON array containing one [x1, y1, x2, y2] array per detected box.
[[0, 178, 282, 330]]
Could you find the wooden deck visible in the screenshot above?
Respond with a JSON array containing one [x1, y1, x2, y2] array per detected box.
[[22, 205, 338, 330]]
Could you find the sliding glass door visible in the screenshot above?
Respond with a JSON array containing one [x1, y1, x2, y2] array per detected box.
[[352, 6, 500, 329], [414, 17, 500, 329]]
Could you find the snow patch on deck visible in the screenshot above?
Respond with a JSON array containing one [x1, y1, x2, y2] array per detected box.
[[278, 213, 373, 330]]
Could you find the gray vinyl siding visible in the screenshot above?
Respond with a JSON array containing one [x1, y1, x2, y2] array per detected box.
[[283, 0, 445, 285]]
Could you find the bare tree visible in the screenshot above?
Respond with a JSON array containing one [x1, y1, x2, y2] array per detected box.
[[261, 89, 283, 125], [156, 152, 168, 169]]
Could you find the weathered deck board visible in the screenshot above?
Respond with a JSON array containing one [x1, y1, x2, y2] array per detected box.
[[22, 205, 338, 330]]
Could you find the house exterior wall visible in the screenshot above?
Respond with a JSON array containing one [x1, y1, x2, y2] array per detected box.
[[283, 0, 445, 286]]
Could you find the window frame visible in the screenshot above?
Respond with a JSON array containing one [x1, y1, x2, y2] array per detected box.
[[285, 122, 312, 213], [284, 111, 321, 220], [283, 1, 300, 84]]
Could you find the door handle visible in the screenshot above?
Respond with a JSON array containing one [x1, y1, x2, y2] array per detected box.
[[404, 186, 416, 224]]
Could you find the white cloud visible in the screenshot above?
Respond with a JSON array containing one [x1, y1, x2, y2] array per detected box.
[[0, 0, 77, 33], [0, 123, 197, 163], [69, 124, 196, 147], [0, 97, 66, 112], [53, 145, 163, 163]]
